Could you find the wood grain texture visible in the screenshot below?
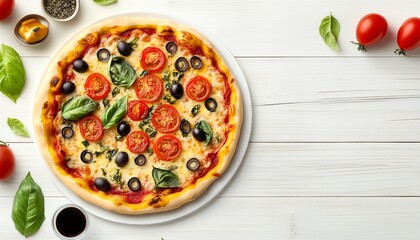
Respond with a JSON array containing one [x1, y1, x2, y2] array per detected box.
[[2, 0, 420, 238], [0, 0, 419, 57], [2, 196, 420, 240], [2, 58, 420, 142], [3, 142, 420, 197]]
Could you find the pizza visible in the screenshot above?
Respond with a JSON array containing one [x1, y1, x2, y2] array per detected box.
[[33, 16, 243, 214]]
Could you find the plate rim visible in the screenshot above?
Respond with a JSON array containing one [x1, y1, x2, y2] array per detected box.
[[33, 11, 253, 225]]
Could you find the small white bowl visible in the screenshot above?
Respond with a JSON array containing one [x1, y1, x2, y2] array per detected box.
[[42, 0, 80, 22], [14, 14, 50, 46]]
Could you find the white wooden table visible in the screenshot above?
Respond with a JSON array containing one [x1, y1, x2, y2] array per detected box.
[[1, 0, 420, 239]]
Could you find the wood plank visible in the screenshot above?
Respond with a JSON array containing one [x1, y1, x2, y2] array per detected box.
[[2, 57, 420, 142], [0, 0, 419, 57], [4, 143, 420, 197], [1, 196, 420, 240]]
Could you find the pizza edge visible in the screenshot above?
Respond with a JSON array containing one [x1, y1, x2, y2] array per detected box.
[[33, 16, 243, 215]]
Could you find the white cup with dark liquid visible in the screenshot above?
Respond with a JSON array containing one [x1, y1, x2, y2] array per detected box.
[[52, 205, 89, 240]]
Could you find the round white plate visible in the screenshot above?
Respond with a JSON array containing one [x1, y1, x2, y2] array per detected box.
[[34, 12, 252, 225]]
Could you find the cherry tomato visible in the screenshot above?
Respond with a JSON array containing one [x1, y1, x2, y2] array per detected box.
[[140, 47, 166, 73], [135, 73, 163, 103], [0, 0, 14, 21], [0, 141, 15, 180], [355, 13, 388, 50], [186, 76, 212, 101], [127, 100, 149, 121], [396, 17, 420, 54], [126, 131, 150, 154], [79, 115, 104, 142], [151, 104, 180, 133], [84, 73, 111, 100], [153, 135, 182, 161]]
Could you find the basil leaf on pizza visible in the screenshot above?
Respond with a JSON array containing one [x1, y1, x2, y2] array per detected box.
[[108, 56, 136, 87], [61, 96, 98, 121], [152, 167, 180, 188], [34, 17, 243, 215], [101, 95, 128, 129], [196, 120, 213, 145]]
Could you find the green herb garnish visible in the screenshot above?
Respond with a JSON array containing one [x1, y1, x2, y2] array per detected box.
[[82, 140, 90, 147], [7, 117, 30, 137], [12, 172, 45, 237], [319, 12, 340, 52], [0, 44, 26, 103], [191, 104, 200, 117]]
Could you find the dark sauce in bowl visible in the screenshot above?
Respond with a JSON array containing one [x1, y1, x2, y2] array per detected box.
[[54, 206, 88, 238]]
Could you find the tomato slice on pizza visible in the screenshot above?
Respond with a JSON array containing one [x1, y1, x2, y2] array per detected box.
[[35, 17, 243, 215], [153, 135, 182, 161], [79, 115, 104, 142], [186, 76, 212, 101], [84, 73, 111, 100], [151, 104, 180, 133], [140, 47, 167, 73], [135, 74, 163, 103]]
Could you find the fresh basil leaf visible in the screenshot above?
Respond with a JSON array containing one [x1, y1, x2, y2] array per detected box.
[[108, 56, 136, 87], [319, 13, 340, 52], [0, 44, 25, 103], [93, 0, 118, 5], [101, 95, 128, 129], [61, 96, 99, 121], [196, 120, 212, 145], [7, 117, 30, 137], [152, 167, 180, 188], [12, 172, 45, 238]]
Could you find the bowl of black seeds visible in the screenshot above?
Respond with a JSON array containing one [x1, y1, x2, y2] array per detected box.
[[42, 0, 79, 22]]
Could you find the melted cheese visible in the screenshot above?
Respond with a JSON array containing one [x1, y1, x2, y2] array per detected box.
[[58, 31, 229, 194]]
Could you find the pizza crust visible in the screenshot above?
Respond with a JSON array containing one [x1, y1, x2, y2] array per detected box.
[[33, 15, 243, 215]]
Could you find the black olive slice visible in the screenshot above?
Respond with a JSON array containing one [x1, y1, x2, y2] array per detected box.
[[117, 41, 132, 56], [115, 152, 129, 167], [80, 150, 93, 163], [128, 177, 141, 191], [94, 177, 111, 192], [186, 158, 200, 171], [175, 57, 189, 72], [97, 48, 111, 62], [73, 59, 89, 73], [190, 56, 202, 69], [192, 127, 206, 142], [170, 82, 184, 99], [180, 119, 191, 135], [61, 81, 76, 94], [205, 98, 217, 112], [61, 126, 74, 139], [117, 121, 131, 137], [134, 155, 146, 166], [165, 42, 177, 55]]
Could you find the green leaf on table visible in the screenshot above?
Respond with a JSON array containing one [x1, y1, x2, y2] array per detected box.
[[319, 13, 340, 52], [12, 172, 45, 238], [7, 117, 30, 137], [0, 44, 26, 103], [101, 95, 128, 129], [61, 96, 99, 121], [93, 0, 118, 5]]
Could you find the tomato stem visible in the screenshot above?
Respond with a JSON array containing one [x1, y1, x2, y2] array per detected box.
[[0, 140, 9, 147], [394, 49, 406, 56], [350, 41, 367, 52]]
